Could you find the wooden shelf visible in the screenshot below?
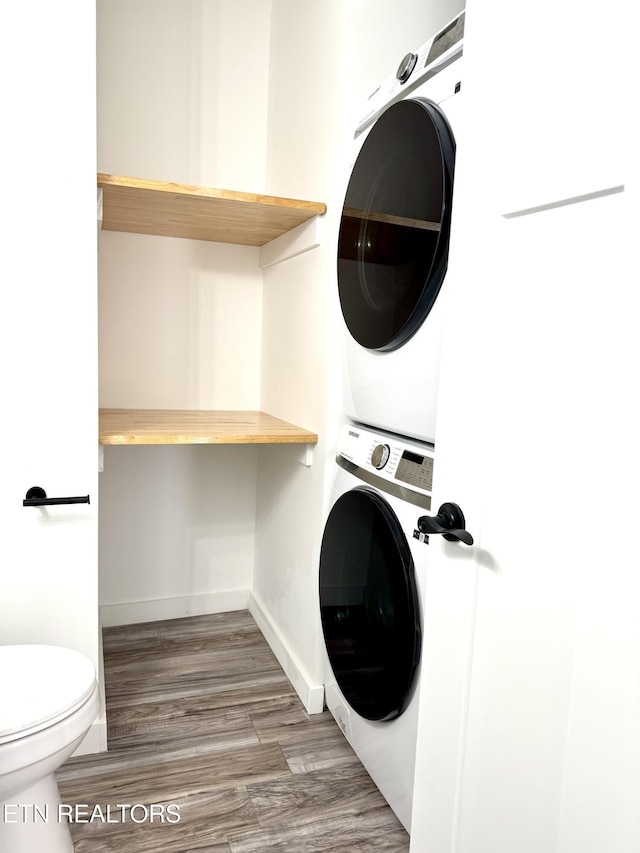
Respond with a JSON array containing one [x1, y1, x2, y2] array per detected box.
[[97, 174, 326, 246], [99, 409, 318, 446]]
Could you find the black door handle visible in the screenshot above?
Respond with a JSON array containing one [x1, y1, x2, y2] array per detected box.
[[417, 502, 473, 546], [23, 486, 90, 507]]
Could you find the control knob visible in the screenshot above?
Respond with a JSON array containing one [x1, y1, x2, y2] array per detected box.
[[371, 443, 391, 470], [396, 52, 418, 84]]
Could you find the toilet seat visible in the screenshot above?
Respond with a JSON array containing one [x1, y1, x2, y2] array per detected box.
[[0, 645, 97, 745]]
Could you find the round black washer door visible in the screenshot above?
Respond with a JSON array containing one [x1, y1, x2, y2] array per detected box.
[[319, 487, 421, 721], [337, 97, 455, 351]]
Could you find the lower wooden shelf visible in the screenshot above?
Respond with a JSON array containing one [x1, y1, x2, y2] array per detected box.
[[99, 409, 318, 446]]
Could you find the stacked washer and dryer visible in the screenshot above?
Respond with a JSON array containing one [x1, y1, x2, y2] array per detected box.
[[319, 11, 469, 833]]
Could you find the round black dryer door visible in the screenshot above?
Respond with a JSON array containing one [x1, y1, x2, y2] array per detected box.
[[338, 98, 456, 351], [319, 487, 421, 722]]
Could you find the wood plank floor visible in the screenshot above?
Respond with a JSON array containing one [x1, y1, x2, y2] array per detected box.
[[56, 611, 410, 852]]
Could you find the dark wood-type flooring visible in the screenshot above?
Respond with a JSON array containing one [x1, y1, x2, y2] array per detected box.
[[57, 611, 410, 852]]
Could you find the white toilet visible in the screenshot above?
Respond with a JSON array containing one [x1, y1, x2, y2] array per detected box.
[[0, 645, 100, 853]]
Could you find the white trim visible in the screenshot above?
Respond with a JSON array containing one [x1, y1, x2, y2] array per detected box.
[[95, 608, 108, 753], [502, 184, 624, 219], [259, 215, 323, 268], [72, 716, 107, 756], [248, 590, 325, 714], [100, 589, 251, 627]]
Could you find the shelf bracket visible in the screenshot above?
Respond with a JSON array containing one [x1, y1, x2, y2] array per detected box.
[[268, 442, 315, 468], [259, 216, 323, 269]]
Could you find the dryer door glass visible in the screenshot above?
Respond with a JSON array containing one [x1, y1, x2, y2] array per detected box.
[[338, 97, 455, 351], [319, 487, 421, 721]]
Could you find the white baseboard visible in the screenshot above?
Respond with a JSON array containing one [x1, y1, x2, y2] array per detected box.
[[248, 590, 324, 715], [72, 715, 107, 757], [100, 589, 251, 627]]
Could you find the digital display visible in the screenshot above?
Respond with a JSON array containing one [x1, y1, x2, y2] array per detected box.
[[395, 450, 434, 491], [426, 12, 464, 67]]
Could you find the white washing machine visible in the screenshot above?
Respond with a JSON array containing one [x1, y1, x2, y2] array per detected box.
[[319, 423, 472, 831], [338, 11, 465, 444]]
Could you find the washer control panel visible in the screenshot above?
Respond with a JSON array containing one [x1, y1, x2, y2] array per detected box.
[[338, 425, 434, 498]]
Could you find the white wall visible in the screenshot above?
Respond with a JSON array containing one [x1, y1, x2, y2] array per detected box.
[[99, 445, 257, 625], [250, 0, 343, 709], [253, 0, 465, 708], [97, 0, 271, 622], [97, 0, 271, 189], [98, 234, 262, 410]]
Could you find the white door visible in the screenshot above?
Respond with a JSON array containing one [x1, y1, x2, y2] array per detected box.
[[410, 1, 638, 850], [0, 4, 99, 676]]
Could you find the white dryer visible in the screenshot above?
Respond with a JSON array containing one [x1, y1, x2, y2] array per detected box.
[[319, 423, 472, 831], [338, 11, 464, 444]]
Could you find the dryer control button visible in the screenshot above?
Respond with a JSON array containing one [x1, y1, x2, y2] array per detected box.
[[371, 443, 391, 470]]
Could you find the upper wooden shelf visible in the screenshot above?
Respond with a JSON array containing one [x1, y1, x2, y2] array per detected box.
[[99, 409, 318, 446], [97, 174, 326, 246]]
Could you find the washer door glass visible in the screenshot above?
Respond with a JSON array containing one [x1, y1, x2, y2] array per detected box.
[[338, 97, 455, 351], [319, 487, 421, 721]]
